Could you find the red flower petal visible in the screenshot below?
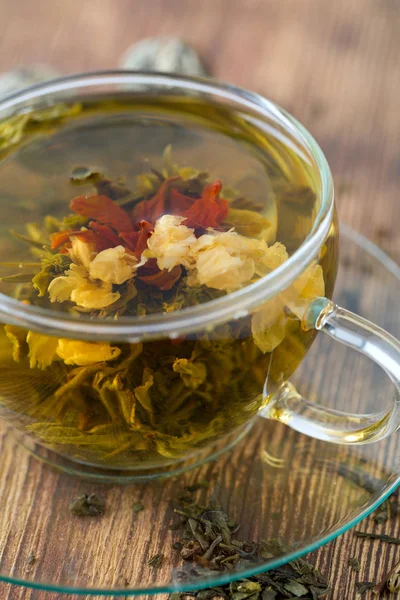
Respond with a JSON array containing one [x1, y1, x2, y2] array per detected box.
[[138, 260, 182, 291], [169, 188, 194, 214], [70, 194, 133, 233], [119, 220, 153, 258], [50, 230, 78, 249], [184, 181, 228, 229], [132, 177, 180, 226], [88, 221, 122, 250]]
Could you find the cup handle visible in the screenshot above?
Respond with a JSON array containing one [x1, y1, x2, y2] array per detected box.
[[264, 298, 400, 444]]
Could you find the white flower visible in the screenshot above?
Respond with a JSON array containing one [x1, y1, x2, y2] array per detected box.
[[146, 215, 196, 271], [89, 245, 141, 285]]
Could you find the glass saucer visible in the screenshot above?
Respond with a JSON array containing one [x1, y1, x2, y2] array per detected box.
[[0, 225, 399, 596]]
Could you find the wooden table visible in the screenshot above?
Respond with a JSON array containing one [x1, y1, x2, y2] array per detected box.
[[0, 0, 398, 598]]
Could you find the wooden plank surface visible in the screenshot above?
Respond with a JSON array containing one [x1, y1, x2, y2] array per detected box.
[[0, 0, 398, 598]]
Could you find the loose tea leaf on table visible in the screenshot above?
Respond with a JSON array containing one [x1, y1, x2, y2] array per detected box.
[[354, 531, 400, 545], [347, 557, 361, 573], [68, 494, 105, 517], [148, 553, 165, 568], [355, 581, 376, 595], [168, 492, 330, 599], [24, 554, 36, 573]]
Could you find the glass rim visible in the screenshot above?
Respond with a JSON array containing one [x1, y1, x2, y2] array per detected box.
[[0, 70, 334, 341]]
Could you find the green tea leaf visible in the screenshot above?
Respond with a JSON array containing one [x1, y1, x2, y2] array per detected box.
[[0, 272, 37, 283], [10, 229, 48, 250], [62, 213, 89, 229], [32, 253, 71, 297], [27, 423, 134, 450], [134, 368, 155, 424], [43, 215, 63, 234], [223, 208, 271, 238], [0, 103, 81, 150], [28, 103, 82, 124], [135, 172, 163, 197], [172, 357, 207, 390], [0, 261, 42, 268]]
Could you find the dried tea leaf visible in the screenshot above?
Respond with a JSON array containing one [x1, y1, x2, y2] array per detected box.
[[24, 554, 36, 573], [348, 557, 361, 572], [229, 580, 261, 600], [283, 580, 309, 596], [261, 589, 277, 600], [148, 553, 164, 568], [355, 581, 376, 594], [354, 531, 400, 545], [68, 493, 105, 517], [185, 481, 210, 493], [133, 502, 144, 513]]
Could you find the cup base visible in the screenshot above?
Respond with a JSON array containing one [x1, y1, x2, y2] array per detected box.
[[12, 421, 253, 483]]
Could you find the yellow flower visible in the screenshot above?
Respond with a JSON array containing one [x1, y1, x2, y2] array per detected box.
[[147, 216, 291, 293], [49, 240, 146, 310], [255, 242, 289, 277], [89, 245, 141, 285], [48, 264, 120, 310], [69, 235, 96, 269], [251, 260, 325, 353], [251, 306, 287, 354], [56, 339, 121, 366], [146, 215, 197, 271], [189, 229, 270, 292], [7, 330, 121, 369], [283, 261, 325, 320], [193, 244, 255, 291], [26, 331, 58, 369]]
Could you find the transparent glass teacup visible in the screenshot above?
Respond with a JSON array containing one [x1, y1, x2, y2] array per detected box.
[[0, 72, 398, 481]]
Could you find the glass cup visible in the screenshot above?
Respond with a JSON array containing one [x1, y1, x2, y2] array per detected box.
[[0, 72, 399, 481]]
